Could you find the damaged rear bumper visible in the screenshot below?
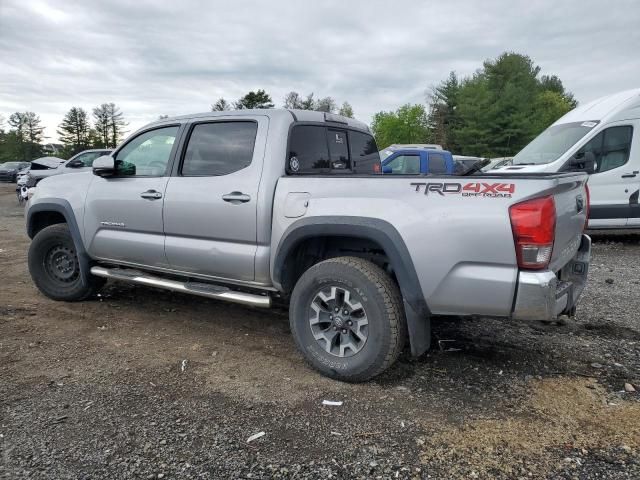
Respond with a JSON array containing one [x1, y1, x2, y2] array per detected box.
[[511, 234, 591, 321]]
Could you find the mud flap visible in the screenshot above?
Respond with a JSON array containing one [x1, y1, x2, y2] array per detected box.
[[404, 298, 431, 357]]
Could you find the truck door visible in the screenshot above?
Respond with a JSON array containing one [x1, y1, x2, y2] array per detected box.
[[163, 116, 268, 282], [580, 124, 636, 228], [84, 125, 181, 266]]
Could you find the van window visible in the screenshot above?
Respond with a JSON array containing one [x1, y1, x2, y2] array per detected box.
[[577, 126, 633, 173], [513, 121, 600, 165], [428, 153, 447, 174]]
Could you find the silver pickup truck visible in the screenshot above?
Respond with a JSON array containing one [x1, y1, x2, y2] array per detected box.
[[25, 109, 591, 381]]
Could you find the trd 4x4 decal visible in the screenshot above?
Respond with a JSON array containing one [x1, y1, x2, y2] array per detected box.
[[411, 182, 515, 198]]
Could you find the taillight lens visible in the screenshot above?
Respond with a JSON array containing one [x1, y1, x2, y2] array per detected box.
[[509, 196, 556, 270]]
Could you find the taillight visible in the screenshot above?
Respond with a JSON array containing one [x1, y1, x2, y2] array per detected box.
[[584, 183, 590, 231], [509, 196, 556, 270]]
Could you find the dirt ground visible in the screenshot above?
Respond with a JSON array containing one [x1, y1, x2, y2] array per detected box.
[[0, 182, 639, 479]]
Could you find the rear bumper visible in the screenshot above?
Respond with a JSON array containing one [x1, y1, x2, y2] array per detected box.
[[512, 234, 591, 321]]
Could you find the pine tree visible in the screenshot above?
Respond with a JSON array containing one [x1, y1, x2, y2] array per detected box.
[[58, 107, 91, 156]]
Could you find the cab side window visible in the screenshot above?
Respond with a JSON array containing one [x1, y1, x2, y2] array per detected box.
[[577, 126, 633, 173], [428, 153, 447, 174], [387, 154, 420, 174], [115, 126, 179, 177], [182, 121, 257, 176]]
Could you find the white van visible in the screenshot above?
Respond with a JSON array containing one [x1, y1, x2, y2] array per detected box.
[[501, 89, 640, 229]]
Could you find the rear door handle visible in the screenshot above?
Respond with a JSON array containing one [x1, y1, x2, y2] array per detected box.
[[140, 190, 163, 200], [622, 171, 639, 178], [222, 192, 251, 204]]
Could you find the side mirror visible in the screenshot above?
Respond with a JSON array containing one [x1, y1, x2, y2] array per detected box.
[[382, 165, 392, 174], [92, 155, 115, 177], [66, 158, 85, 168], [568, 151, 596, 174]]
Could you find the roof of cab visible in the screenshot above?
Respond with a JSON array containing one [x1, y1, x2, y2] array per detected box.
[[554, 88, 640, 125], [146, 108, 370, 132]]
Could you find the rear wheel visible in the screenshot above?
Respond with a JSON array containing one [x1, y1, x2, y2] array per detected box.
[[28, 224, 105, 301], [289, 256, 406, 382]]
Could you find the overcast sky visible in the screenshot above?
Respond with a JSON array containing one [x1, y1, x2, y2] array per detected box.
[[1, 0, 639, 142]]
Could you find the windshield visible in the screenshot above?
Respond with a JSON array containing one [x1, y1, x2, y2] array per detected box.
[[513, 121, 599, 165], [2, 162, 21, 169]]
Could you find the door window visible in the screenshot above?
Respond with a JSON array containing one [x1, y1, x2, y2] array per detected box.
[[182, 121, 258, 176], [327, 129, 350, 170], [71, 151, 105, 167], [349, 130, 380, 173], [577, 126, 633, 173], [386, 154, 421, 174], [428, 153, 447, 174], [115, 126, 179, 177]]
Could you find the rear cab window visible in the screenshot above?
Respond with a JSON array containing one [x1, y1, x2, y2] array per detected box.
[[287, 124, 379, 174]]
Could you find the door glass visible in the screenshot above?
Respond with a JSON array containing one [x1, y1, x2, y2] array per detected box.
[[115, 126, 179, 176], [72, 152, 104, 167], [348, 130, 379, 173], [576, 126, 633, 173], [288, 125, 331, 173], [428, 153, 447, 174], [386, 155, 420, 174], [182, 122, 257, 176], [327, 129, 350, 170]]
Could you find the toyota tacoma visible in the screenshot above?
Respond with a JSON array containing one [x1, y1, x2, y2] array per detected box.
[[25, 109, 591, 381]]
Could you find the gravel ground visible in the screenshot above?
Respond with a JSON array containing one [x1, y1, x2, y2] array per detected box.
[[0, 182, 639, 479]]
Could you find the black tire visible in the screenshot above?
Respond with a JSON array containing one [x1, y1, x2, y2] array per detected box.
[[28, 223, 105, 301], [289, 256, 406, 382]]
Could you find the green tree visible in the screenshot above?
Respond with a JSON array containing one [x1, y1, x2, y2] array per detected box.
[[8, 111, 44, 161], [211, 98, 231, 111], [283, 91, 303, 109], [314, 96, 337, 113], [430, 52, 578, 157], [58, 107, 91, 156], [300, 93, 315, 110], [234, 89, 274, 109], [371, 104, 430, 148], [92, 104, 111, 148], [427, 71, 459, 150], [105, 103, 127, 148], [339, 102, 354, 118]]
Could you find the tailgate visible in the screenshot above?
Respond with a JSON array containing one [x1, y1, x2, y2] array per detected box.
[[548, 175, 589, 271]]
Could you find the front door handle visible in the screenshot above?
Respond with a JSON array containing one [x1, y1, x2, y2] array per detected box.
[[140, 189, 163, 200], [222, 192, 251, 204], [622, 173, 638, 178]]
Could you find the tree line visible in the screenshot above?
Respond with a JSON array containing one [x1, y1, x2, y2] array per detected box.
[[212, 89, 354, 117], [372, 52, 577, 157], [0, 103, 128, 162]]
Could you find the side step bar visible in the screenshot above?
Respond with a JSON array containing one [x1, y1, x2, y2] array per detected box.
[[90, 266, 271, 308]]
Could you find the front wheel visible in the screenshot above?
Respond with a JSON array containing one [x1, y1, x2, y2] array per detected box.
[[289, 256, 406, 382], [28, 223, 105, 301]]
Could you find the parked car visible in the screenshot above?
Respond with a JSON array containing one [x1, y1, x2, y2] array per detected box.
[[507, 88, 640, 229], [26, 149, 113, 186], [483, 157, 514, 171], [25, 109, 591, 381], [379, 143, 443, 161], [382, 150, 488, 175], [0, 161, 30, 182]]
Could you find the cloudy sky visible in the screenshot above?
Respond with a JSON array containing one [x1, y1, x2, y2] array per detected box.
[[1, 0, 639, 142]]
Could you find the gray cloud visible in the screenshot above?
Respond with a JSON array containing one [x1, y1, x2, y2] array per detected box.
[[1, 0, 638, 140]]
